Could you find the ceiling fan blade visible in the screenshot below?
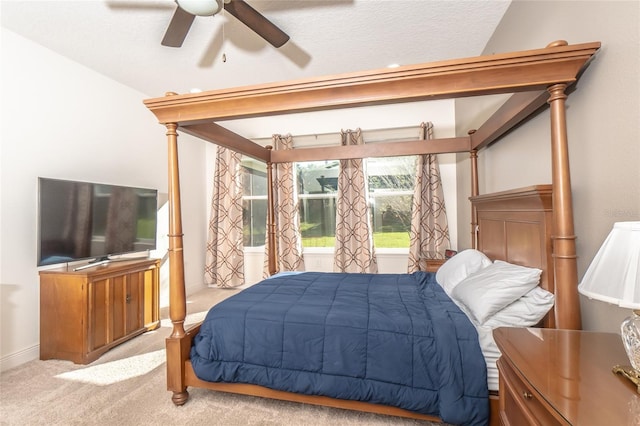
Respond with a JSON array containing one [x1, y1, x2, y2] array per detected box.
[[161, 7, 196, 47], [224, 0, 290, 48]]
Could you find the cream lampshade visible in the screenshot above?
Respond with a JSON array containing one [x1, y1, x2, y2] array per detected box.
[[578, 222, 640, 389]]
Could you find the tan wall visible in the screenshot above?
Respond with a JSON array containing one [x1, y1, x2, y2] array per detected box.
[[456, 0, 640, 333]]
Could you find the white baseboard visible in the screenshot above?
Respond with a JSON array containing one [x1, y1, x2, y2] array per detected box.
[[1, 344, 39, 373]]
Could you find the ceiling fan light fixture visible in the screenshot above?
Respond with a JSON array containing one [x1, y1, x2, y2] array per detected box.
[[176, 0, 223, 17]]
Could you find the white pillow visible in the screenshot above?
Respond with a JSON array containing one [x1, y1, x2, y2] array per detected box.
[[451, 260, 542, 324], [435, 249, 492, 295], [484, 287, 554, 328]]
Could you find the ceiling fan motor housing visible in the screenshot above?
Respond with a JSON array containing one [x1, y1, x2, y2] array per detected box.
[[176, 0, 223, 17]]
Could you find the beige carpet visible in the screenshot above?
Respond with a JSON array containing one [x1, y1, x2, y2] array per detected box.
[[1, 287, 443, 425]]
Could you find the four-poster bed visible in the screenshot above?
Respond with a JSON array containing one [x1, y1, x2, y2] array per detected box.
[[143, 40, 600, 424]]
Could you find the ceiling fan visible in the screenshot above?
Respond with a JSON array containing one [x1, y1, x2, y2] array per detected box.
[[162, 0, 290, 48]]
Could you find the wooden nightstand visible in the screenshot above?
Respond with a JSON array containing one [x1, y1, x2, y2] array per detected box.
[[493, 327, 640, 425], [420, 258, 447, 273]]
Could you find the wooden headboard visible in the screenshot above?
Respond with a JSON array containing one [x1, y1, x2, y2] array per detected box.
[[470, 185, 556, 328]]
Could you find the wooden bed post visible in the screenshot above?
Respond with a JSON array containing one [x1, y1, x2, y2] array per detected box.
[[266, 145, 278, 276], [469, 131, 479, 249], [547, 78, 581, 330], [165, 120, 187, 338], [164, 116, 190, 404]]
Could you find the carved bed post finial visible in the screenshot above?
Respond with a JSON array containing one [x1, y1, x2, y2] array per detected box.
[[546, 40, 568, 48], [547, 83, 581, 330], [266, 145, 278, 276]]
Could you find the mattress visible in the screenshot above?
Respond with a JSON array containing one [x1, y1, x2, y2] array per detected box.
[[475, 326, 501, 391], [449, 297, 501, 392], [190, 271, 489, 425]]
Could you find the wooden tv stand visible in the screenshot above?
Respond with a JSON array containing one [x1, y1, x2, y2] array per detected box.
[[39, 258, 161, 364]]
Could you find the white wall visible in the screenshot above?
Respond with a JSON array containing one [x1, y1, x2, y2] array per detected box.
[[455, 1, 640, 333], [0, 29, 208, 371]]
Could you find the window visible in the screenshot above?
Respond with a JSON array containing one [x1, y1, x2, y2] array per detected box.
[[241, 156, 417, 249], [241, 158, 267, 247], [368, 156, 415, 249], [297, 161, 338, 248], [297, 156, 416, 249]]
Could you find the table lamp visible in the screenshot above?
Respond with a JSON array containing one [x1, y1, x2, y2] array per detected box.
[[578, 222, 640, 391]]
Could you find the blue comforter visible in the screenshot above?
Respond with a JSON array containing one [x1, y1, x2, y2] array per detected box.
[[191, 272, 489, 425]]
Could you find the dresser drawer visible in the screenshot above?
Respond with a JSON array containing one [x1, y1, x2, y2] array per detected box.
[[497, 357, 567, 426]]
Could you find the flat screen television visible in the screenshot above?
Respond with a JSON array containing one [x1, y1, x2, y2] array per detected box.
[[38, 177, 158, 267]]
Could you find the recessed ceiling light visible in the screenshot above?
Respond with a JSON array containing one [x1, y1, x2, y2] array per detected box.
[[189, 88, 203, 94], [387, 63, 400, 68]]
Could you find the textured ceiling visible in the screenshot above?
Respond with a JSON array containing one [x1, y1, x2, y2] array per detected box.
[[1, 0, 511, 98]]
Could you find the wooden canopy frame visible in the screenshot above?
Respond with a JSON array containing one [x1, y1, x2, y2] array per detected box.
[[144, 40, 600, 422]]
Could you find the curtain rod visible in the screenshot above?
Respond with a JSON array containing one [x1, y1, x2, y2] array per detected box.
[[249, 124, 427, 148]]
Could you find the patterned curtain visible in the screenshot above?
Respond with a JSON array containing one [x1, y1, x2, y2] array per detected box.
[[407, 122, 450, 272], [204, 146, 245, 288], [333, 129, 378, 273], [263, 134, 305, 276]]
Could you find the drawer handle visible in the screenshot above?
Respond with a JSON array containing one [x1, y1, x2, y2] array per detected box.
[[522, 391, 533, 400], [126, 294, 131, 303]]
